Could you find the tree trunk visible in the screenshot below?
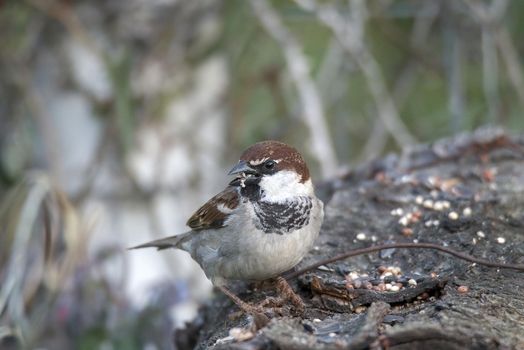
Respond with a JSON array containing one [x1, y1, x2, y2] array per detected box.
[[175, 128, 524, 350]]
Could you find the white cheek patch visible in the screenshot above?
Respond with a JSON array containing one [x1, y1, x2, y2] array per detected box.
[[259, 171, 313, 201]]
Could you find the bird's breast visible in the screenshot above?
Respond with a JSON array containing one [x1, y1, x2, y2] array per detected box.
[[251, 196, 313, 235], [216, 196, 323, 281]]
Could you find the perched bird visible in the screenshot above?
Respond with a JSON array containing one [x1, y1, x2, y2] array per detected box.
[[131, 141, 324, 320]]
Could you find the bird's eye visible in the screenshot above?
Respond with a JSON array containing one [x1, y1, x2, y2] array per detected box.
[[264, 160, 276, 170]]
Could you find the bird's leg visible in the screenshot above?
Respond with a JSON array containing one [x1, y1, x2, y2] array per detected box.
[[217, 285, 263, 314], [256, 296, 284, 309], [217, 285, 270, 328], [275, 276, 305, 313]]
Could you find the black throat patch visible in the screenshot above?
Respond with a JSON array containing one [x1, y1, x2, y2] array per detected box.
[[252, 196, 312, 235]]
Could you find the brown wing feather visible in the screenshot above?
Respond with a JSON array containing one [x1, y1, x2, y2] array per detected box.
[[186, 186, 240, 230]]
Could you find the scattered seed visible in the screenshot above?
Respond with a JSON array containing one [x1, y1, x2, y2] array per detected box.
[[401, 227, 413, 236], [391, 208, 404, 216], [390, 266, 402, 275], [482, 168, 496, 182], [442, 201, 451, 209], [354, 306, 366, 314], [457, 285, 469, 294], [477, 231, 485, 238], [318, 265, 333, 272], [434, 201, 444, 211], [425, 219, 440, 227], [428, 176, 439, 186], [375, 172, 387, 183], [423, 199, 434, 209], [329, 332, 337, 337], [348, 272, 359, 280], [462, 207, 472, 217], [229, 327, 255, 342], [356, 233, 367, 241], [448, 211, 459, 220], [418, 292, 430, 300], [497, 237, 506, 244], [371, 235, 378, 242], [385, 283, 392, 290], [399, 216, 409, 226], [415, 195, 424, 204], [390, 285, 400, 292], [408, 279, 417, 286], [313, 318, 321, 323], [441, 178, 460, 192]]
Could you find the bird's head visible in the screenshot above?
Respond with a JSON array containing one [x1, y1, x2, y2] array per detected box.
[[228, 141, 313, 200]]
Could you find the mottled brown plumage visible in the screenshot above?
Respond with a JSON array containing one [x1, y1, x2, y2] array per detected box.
[[186, 187, 239, 230]]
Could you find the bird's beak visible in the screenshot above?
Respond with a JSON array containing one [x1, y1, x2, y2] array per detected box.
[[228, 160, 256, 175]]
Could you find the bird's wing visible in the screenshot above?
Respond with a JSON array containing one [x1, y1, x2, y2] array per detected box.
[[186, 186, 240, 230]]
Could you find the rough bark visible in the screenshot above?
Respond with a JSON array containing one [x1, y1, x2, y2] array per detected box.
[[175, 128, 524, 350]]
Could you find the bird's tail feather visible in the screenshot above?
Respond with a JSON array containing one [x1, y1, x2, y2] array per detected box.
[[128, 233, 190, 251]]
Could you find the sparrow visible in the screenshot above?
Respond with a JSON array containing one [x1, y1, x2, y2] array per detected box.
[[131, 141, 324, 321]]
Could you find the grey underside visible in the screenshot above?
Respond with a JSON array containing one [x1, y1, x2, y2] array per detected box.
[[178, 196, 323, 284]]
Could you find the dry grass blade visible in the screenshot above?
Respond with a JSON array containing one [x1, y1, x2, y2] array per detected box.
[[0, 173, 87, 347], [0, 174, 50, 339]]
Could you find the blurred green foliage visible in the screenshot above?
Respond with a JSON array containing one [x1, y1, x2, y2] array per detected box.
[[0, 176, 180, 349], [221, 0, 524, 162]]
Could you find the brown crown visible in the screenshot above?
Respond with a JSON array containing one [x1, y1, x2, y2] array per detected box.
[[239, 141, 310, 182]]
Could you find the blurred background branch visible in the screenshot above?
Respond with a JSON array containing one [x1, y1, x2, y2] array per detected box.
[[296, 0, 417, 149], [250, 0, 338, 176], [464, 0, 508, 123]]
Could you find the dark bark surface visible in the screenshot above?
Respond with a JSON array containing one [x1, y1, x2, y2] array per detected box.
[[176, 128, 524, 350]]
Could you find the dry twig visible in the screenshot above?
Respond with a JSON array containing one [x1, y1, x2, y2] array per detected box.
[[287, 241, 524, 280], [296, 0, 417, 148], [250, 0, 338, 177]]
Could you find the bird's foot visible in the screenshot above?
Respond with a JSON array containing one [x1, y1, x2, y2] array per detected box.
[[218, 286, 270, 329], [275, 276, 305, 314], [255, 296, 284, 309]]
